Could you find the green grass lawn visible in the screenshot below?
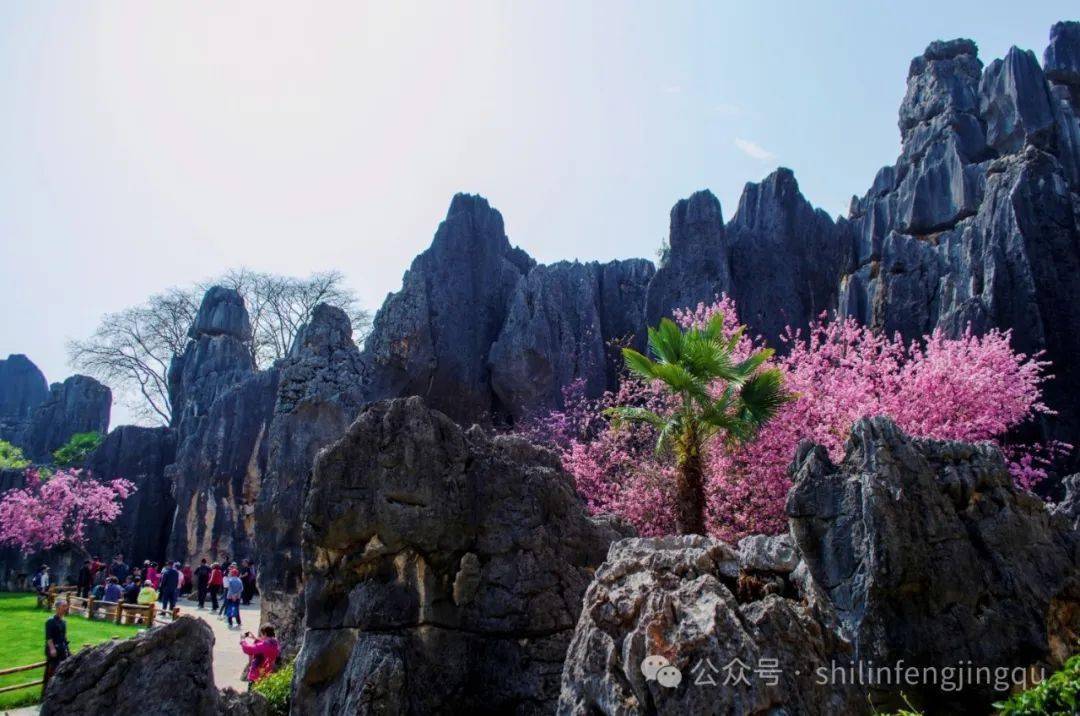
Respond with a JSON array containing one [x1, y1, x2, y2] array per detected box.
[[0, 592, 143, 710]]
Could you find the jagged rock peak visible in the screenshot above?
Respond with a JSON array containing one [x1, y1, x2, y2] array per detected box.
[[0, 353, 48, 421], [669, 188, 724, 253], [730, 167, 807, 229], [979, 46, 1056, 154], [189, 285, 252, 341], [1045, 21, 1080, 87], [900, 37, 983, 135], [288, 302, 355, 358]]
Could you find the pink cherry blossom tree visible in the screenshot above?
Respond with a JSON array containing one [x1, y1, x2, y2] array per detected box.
[[0, 468, 135, 555], [522, 296, 1062, 542]]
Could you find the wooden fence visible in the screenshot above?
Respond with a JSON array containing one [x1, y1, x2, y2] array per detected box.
[[44, 586, 180, 625], [0, 660, 46, 695]]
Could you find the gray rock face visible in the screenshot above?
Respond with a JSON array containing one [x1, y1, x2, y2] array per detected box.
[[168, 288, 257, 435], [1045, 21, 1080, 87], [490, 259, 653, 419], [644, 190, 731, 326], [363, 194, 535, 424], [166, 286, 276, 564], [190, 285, 253, 341], [85, 425, 177, 566], [644, 172, 848, 347], [557, 535, 862, 716], [1053, 473, 1080, 530], [980, 47, 1055, 155], [42, 616, 266, 716], [255, 303, 367, 655], [22, 375, 111, 462], [787, 417, 1080, 711], [292, 397, 626, 715], [166, 368, 278, 564], [0, 354, 48, 441], [840, 32, 1080, 455]]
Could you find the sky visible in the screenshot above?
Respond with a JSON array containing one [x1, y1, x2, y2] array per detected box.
[[1, 1, 1075, 427]]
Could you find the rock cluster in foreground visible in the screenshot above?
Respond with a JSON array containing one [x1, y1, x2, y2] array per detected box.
[[41, 617, 266, 716], [559, 417, 1080, 714], [292, 396, 629, 714]]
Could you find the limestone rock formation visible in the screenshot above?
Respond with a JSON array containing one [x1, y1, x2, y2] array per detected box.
[[1053, 473, 1080, 530], [644, 171, 848, 347], [839, 30, 1080, 455], [41, 617, 266, 716], [363, 194, 535, 424], [292, 397, 627, 714], [166, 286, 276, 564], [644, 190, 731, 327], [168, 286, 257, 435], [85, 425, 177, 566], [255, 302, 367, 655], [22, 375, 111, 462], [489, 259, 653, 419], [557, 535, 861, 715], [787, 416, 1080, 711], [0, 353, 48, 442]]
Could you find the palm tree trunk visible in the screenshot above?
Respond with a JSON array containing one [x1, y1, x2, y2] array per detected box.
[[674, 439, 707, 535]]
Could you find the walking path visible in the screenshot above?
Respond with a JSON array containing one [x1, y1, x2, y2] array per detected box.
[[179, 595, 262, 692]]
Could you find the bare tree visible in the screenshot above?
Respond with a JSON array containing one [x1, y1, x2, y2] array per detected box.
[[68, 288, 197, 425], [69, 269, 371, 425]]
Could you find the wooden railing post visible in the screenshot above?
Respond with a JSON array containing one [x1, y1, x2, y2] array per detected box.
[[148, 604, 156, 624], [86, 596, 95, 619]]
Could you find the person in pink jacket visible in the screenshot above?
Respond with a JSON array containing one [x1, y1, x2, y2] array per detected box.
[[240, 625, 281, 684]]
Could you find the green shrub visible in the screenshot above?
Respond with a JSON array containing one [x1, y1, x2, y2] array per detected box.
[[0, 441, 29, 470], [253, 660, 293, 716], [995, 654, 1080, 715], [52, 431, 103, 468]]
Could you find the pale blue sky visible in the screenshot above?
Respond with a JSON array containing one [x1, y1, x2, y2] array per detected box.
[[1, 1, 1075, 426]]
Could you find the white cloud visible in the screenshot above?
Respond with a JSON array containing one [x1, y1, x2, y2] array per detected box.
[[663, 84, 682, 94], [734, 137, 775, 161]]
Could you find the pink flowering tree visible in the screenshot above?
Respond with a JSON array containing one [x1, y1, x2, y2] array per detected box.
[[522, 296, 1061, 542], [0, 468, 135, 555]]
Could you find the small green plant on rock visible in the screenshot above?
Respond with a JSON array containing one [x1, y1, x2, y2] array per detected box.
[[252, 660, 294, 716], [995, 653, 1080, 715], [0, 441, 29, 470], [52, 431, 103, 468]]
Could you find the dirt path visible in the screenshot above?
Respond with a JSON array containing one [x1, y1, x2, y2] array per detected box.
[[179, 594, 262, 692]]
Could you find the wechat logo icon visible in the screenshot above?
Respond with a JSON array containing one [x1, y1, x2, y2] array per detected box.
[[640, 655, 683, 688]]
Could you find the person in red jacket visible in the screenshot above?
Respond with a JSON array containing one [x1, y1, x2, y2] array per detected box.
[[207, 562, 224, 612], [240, 625, 281, 685]]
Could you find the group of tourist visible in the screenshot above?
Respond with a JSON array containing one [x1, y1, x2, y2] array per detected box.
[[40, 552, 277, 695], [32, 552, 261, 621], [190, 556, 258, 629]]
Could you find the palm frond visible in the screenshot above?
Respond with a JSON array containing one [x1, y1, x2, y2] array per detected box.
[[648, 319, 685, 364], [738, 368, 791, 425], [621, 348, 660, 382]]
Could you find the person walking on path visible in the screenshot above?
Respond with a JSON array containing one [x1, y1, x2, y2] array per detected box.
[[76, 559, 93, 598], [240, 560, 256, 605], [182, 564, 194, 595], [194, 559, 211, 609], [209, 562, 224, 612], [240, 625, 280, 685], [43, 599, 70, 695], [224, 568, 244, 629], [159, 561, 181, 614]]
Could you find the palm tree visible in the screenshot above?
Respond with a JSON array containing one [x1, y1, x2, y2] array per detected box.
[[608, 313, 790, 535]]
